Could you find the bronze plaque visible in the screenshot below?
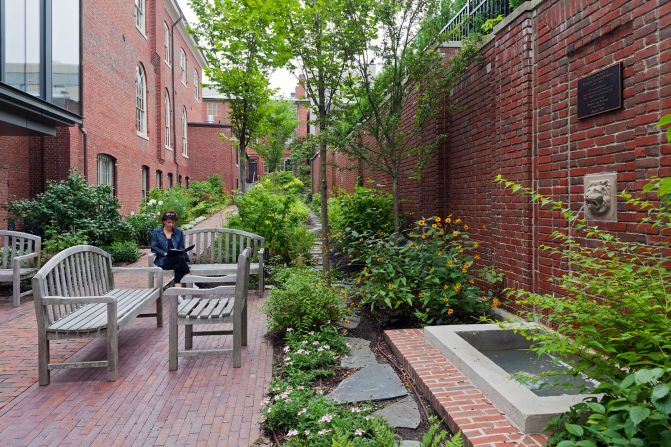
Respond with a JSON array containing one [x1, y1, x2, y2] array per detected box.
[[577, 63, 623, 119]]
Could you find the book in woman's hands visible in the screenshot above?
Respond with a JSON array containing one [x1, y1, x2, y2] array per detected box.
[[167, 245, 195, 256]]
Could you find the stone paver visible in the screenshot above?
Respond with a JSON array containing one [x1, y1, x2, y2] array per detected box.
[[327, 363, 408, 404], [340, 337, 377, 369], [373, 396, 421, 429], [0, 207, 275, 445], [399, 441, 421, 447], [384, 329, 548, 447]]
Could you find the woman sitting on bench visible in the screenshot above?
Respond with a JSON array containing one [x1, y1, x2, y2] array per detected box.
[[151, 211, 191, 284]]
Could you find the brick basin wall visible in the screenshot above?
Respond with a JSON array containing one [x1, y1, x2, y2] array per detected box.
[[325, 0, 671, 306]]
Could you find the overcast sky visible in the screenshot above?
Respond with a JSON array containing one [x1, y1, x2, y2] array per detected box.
[[176, 0, 298, 98]]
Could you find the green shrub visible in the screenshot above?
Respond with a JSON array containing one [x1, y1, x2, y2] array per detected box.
[[263, 267, 345, 333], [279, 326, 348, 386], [7, 173, 128, 247], [497, 174, 671, 446], [42, 229, 89, 258], [354, 216, 492, 326], [125, 212, 156, 246], [188, 174, 229, 208], [329, 186, 394, 262], [228, 183, 313, 263], [144, 187, 191, 225], [259, 172, 304, 196], [105, 240, 141, 264]]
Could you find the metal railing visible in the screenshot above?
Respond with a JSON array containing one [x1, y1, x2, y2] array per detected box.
[[438, 0, 513, 41]]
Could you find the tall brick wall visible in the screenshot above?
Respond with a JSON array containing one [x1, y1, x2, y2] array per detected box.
[[188, 124, 238, 191], [324, 0, 671, 301]]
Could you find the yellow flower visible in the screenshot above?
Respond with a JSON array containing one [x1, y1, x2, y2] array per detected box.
[[418, 220, 425, 226], [455, 218, 462, 224], [435, 217, 441, 222], [443, 284, 449, 290], [492, 299, 500, 308], [452, 231, 459, 237], [454, 283, 462, 292], [432, 224, 437, 228], [481, 296, 488, 301], [387, 284, 393, 290], [445, 217, 451, 224], [341, 290, 347, 297], [464, 224, 469, 231], [469, 279, 475, 284], [473, 242, 479, 248], [462, 267, 468, 273], [447, 261, 453, 267], [447, 308, 454, 315], [474, 254, 481, 260], [443, 297, 449, 303], [421, 234, 427, 239]]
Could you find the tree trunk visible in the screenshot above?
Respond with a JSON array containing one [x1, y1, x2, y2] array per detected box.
[[239, 142, 247, 193], [392, 174, 401, 234], [319, 109, 330, 282]]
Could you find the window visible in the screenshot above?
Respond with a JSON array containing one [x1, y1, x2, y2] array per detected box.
[[164, 91, 171, 148], [235, 147, 239, 166], [97, 154, 116, 194], [284, 158, 293, 172], [181, 107, 188, 157], [178, 175, 183, 186], [167, 173, 174, 188], [193, 70, 199, 100], [135, 0, 145, 34], [156, 170, 163, 189], [206, 102, 217, 119], [141, 166, 150, 200], [179, 49, 186, 85], [185, 177, 190, 188], [163, 23, 170, 66], [135, 64, 147, 136]]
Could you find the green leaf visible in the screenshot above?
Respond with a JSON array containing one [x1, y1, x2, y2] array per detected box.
[[652, 383, 671, 400], [657, 114, 671, 127], [628, 406, 650, 425], [586, 402, 606, 414], [565, 424, 584, 437], [557, 441, 576, 447]]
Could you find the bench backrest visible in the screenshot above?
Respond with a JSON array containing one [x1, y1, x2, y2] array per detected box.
[[184, 228, 264, 264], [0, 230, 41, 269], [32, 245, 114, 325]]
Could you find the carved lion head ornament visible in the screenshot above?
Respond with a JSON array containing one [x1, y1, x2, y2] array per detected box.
[[584, 179, 611, 215]]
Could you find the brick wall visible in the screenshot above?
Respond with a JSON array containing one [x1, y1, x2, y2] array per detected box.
[[188, 124, 238, 191], [323, 0, 671, 303]]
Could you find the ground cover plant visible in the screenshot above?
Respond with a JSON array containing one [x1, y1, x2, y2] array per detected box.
[[497, 169, 671, 446], [353, 216, 494, 326]]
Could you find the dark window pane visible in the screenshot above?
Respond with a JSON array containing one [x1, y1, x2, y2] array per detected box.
[[4, 0, 41, 96], [51, 0, 80, 113]]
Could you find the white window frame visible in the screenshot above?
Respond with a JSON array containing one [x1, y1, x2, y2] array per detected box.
[[179, 49, 187, 85], [193, 69, 199, 101], [97, 154, 115, 194], [164, 91, 172, 149], [135, 64, 147, 137], [206, 102, 217, 117], [135, 0, 146, 35], [181, 107, 188, 158], [164, 23, 171, 66]]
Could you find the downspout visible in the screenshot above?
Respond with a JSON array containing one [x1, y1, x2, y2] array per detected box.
[[171, 16, 182, 180], [78, 0, 88, 179]]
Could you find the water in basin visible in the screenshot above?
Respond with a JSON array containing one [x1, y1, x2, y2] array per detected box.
[[480, 348, 595, 397]]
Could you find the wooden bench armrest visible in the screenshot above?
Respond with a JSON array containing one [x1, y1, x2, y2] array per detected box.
[[182, 274, 237, 285], [41, 295, 117, 305], [11, 252, 40, 268], [164, 286, 237, 298], [112, 267, 163, 287]]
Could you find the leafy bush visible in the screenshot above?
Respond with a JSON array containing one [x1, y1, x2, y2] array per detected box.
[[105, 240, 141, 264], [42, 229, 89, 258], [188, 174, 230, 210], [329, 186, 394, 262], [125, 212, 156, 246], [497, 173, 671, 446], [7, 173, 129, 247], [308, 193, 321, 217], [279, 326, 348, 386], [143, 187, 191, 225], [228, 181, 313, 263], [259, 172, 305, 196], [354, 216, 492, 326], [263, 267, 345, 334]]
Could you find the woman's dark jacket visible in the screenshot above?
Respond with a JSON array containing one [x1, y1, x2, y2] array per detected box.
[[150, 227, 185, 268]]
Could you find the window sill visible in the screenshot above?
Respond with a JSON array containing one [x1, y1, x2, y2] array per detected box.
[[137, 131, 149, 140], [136, 25, 148, 40], [182, 153, 189, 159], [165, 146, 173, 151]]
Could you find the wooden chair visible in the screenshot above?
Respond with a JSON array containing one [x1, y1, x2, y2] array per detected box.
[[0, 230, 41, 306], [149, 228, 264, 293], [166, 247, 251, 370], [32, 245, 164, 384]]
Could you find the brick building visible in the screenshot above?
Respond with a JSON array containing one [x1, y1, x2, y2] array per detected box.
[[319, 0, 671, 302], [0, 0, 210, 223]]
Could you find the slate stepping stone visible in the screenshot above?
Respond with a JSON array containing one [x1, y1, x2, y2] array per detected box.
[[399, 441, 421, 447], [339, 312, 361, 330], [340, 337, 377, 368], [327, 363, 408, 403], [373, 396, 421, 429]]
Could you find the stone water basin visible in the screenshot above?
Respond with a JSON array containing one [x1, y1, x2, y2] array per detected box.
[[424, 323, 596, 433]]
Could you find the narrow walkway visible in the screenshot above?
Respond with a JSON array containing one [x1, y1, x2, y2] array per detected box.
[[0, 206, 274, 446]]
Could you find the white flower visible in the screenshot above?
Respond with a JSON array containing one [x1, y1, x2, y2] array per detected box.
[[286, 429, 299, 437], [298, 408, 307, 416], [130, 211, 135, 216], [309, 331, 315, 335], [364, 416, 371, 421], [323, 345, 330, 350], [286, 328, 294, 332], [312, 340, 320, 346], [297, 386, 305, 390], [283, 346, 291, 353], [317, 347, 324, 352], [317, 429, 331, 435], [355, 429, 364, 436], [304, 429, 311, 435], [157, 200, 164, 206], [319, 414, 333, 423], [351, 407, 361, 413]]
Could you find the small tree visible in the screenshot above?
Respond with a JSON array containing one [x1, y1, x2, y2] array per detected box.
[[189, 0, 291, 192], [255, 99, 299, 173], [287, 0, 371, 278]]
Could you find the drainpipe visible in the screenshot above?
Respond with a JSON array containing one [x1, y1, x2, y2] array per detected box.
[[80, 124, 88, 179], [171, 16, 182, 181], [79, 0, 88, 179]]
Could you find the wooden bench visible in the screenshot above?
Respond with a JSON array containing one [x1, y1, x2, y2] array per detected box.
[[32, 245, 164, 385], [166, 248, 251, 370], [149, 228, 264, 293], [0, 230, 41, 306]]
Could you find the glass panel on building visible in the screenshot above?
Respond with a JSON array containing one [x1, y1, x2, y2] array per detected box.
[[4, 0, 41, 97]]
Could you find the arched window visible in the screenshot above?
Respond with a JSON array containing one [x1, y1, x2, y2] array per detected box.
[[164, 91, 171, 148], [156, 170, 163, 189], [141, 165, 150, 200], [135, 64, 147, 136], [179, 49, 186, 84], [167, 173, 174, 188], [163, 23, 170, 66], [185, 176, 190, 188], [178, 175, 183, 186], [181, 107, 188, 157], [193, 69, 199, 100], [135, 0, 145, 34], [97, 154, 116, 195]]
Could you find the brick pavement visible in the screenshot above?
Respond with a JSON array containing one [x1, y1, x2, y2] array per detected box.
[[0, 207, 275, 446], [384, 329, 548, 447]]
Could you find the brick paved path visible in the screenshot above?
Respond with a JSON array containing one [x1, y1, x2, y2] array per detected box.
[[0, 207, 275, 446]]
